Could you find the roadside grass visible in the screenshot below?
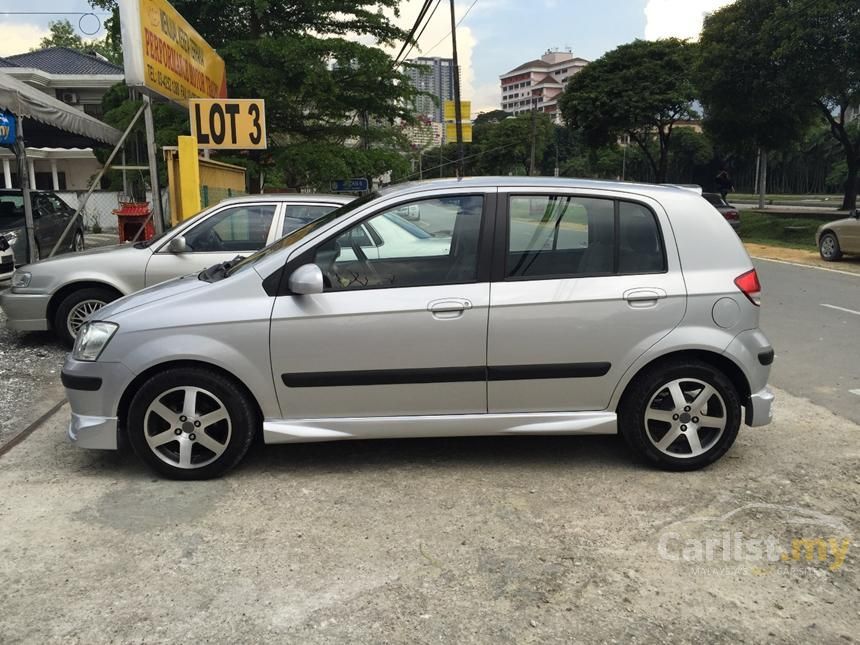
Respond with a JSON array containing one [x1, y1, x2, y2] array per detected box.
[[738, 211, 820, 251], [732, 193, 841, 203]]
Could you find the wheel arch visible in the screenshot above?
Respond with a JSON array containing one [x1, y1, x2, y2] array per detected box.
[[616, 349, 751, 411], [116, 359, 264, 436], [47, 281, 124, 330]]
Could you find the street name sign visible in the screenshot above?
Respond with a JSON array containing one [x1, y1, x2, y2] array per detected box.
[[189, 99, 267, 149], [330, 178, 370, 192]]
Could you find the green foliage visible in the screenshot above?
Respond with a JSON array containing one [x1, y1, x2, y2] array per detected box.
[[559, 38, 698, 182], [90, 0, 418, 190], [699, 0, 860, 209], [738, 211, 822, 251]]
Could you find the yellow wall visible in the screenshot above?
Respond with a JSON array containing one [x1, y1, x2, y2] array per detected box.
[[165, 146, 247, 225]]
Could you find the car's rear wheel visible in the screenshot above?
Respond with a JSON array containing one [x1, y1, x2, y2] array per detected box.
[[127, 367, 257, 479], [73, 231, 85, 252], [53, 286, 119, 346], [819, 232, 842, 261], [619, 359, 741, 471]]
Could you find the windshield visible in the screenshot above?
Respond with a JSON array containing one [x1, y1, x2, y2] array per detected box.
[[226, 192, 378, 276], [0, 195, 24, 222]]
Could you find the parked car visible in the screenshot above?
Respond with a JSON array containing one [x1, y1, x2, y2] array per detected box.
[[0, 234, 13, 283], [1, 194, 350, 345], [702, 192, 741, 230], [0, 189, 85, 262], [60, 177, 774, 479], [816, 211, 860, 261]]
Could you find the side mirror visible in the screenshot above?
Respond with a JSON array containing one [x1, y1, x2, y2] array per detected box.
[[167, 235, 187, 253], [288, 263, 324, 295]]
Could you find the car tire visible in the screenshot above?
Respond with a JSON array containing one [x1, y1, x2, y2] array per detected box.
[[53, 286, 119, 346], [127, 367, 258, 480], [619, 359, 741, 471], [819, 232, 842, 261], [72, 230, 85, 252]]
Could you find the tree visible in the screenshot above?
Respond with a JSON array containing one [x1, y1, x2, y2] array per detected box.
[[699, 0, 860, 210], [91, 0, 419, 190], [768, 0, 860, 210], [559, 39, 698, 183], [36, 19, 122, 64]]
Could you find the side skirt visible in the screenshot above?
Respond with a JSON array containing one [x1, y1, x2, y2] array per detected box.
[[263, 411, 617, 444]]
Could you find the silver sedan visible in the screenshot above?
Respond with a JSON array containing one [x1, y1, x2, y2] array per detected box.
[[1, 194, 350, 344]]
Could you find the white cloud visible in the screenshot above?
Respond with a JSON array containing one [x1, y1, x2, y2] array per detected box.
[[644, 0, 735, 41], [0, 23, 47, 57]]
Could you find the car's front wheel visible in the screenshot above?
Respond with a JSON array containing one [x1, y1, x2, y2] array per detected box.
[[619, 359, 741, 471], [819, 232, 842, 261], [53, 286, 119, 346], [127, 367, 258, 479]]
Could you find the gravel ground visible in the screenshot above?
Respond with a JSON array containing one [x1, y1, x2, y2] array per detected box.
[[0, 307, 67, 443], [0, 232, 119, 445], [0, 386, 857, 643]]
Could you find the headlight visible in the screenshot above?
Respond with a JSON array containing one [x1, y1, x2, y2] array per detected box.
[[72, 321, 118, 361], [4, 231, 18, 245], [11, 271, 31, 288]]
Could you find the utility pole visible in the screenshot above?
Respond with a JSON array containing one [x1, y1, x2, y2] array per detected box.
[[143, 95, 164, 234], [529, 97, 538, 176], [449, 0, 464, 177]]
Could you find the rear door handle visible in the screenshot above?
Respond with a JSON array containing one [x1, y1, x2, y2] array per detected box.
[[428, 298, 472, 319], [624, 288, 667, 305]]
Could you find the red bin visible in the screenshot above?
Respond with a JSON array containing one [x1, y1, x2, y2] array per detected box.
[[113, 202, 155, 243]]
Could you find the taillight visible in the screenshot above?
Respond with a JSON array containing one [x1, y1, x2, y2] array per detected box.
[[725, 210, 739, 220], [735, 269, 761, 306]]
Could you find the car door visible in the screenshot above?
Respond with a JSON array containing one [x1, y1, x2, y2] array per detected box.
[[269, 191, 494, 419], [30, 193, 59, 251], [840, 217, 860, 253], [145, 202, 280, 286], [487, 189, 686, 413]]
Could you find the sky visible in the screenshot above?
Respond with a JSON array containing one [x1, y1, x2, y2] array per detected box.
[[0, 0, 734, 111]]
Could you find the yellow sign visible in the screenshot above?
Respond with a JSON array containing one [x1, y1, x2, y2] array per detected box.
[[119, 0, 227, 103], [190, 99, 267, 149], [443, 100, 471, 121], [446, 123, 473, 143]]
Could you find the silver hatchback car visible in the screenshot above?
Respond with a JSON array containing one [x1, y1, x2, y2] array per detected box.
[[61, 178, 774, 479]]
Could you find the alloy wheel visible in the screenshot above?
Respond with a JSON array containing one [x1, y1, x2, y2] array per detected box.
[[66, 299, 106, 339], [820, 235, 837, 259], [643, 377, 727, 458], [143, 386, 232, 469], [74, 233, 85, 252]]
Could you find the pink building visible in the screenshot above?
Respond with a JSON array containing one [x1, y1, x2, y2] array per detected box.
[[500, 50, 589, 122]]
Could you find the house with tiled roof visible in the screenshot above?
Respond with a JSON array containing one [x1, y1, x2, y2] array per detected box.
[[0, 47, 123, 191], [499, 50, 589, 122]]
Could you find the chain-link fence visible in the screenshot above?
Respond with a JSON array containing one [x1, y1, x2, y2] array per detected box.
[[200, 185, 246, 208], [56, 190, 171, 232]]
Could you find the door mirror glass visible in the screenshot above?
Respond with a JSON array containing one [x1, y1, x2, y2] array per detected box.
[[289, 263, 324, 295], [167, 235, 187, 253]]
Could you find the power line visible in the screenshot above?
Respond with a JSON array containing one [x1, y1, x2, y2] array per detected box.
[[393, 0, 435, 67], [423, 0, 479, 56], [396, 0, 442, 66]]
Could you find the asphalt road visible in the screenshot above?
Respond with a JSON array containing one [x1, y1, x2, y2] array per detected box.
[[755, 258, 860, 424]]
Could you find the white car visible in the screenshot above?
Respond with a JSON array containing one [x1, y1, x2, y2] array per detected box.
[[1, 194, 350, 344], [0, 235, 13, 284]]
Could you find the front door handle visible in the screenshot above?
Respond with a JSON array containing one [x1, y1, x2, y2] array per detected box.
[[428, 298, 472, 319]]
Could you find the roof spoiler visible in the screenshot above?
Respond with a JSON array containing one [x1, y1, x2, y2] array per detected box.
[[663, 184, 703, 195]]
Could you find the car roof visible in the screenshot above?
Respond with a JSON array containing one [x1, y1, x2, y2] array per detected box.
[[215, 193, 352, 205], [378, 177, 708, 200]]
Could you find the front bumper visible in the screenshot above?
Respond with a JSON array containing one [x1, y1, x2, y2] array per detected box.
[[68, 412, 118, 449], [62, 357, 136, 451], [746, 386, 774, 427], [1, 290, 51, 331]]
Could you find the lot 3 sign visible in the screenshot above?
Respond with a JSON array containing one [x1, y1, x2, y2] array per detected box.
[[189, 99, 267, 150]]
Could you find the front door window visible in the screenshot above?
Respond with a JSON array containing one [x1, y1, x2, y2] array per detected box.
[[183, 204, 277, 253]]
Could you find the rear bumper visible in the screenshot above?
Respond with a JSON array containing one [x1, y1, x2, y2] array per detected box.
[[746, 386, 774, 427], [1, 291, 51, 331]]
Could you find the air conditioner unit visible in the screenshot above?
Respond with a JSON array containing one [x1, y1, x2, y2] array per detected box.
[[61, 92, 79, 104]]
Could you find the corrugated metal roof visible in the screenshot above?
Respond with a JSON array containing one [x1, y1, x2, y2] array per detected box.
[[2, 47, 123, 76]]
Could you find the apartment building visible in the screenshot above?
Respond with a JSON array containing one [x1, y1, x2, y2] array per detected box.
[[404, 57, 458, 123], [500, 50, 588, 122]]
